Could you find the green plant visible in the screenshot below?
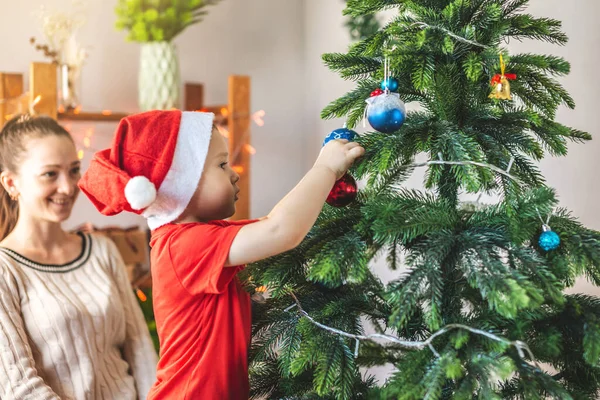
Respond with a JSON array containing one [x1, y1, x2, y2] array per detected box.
[[136, 287, 160, 354], [115, 0, 221, 42]]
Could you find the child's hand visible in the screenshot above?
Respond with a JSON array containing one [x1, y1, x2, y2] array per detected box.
[[313, 139, 364, 180]]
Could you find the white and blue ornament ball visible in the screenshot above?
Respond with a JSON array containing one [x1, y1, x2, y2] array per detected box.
[[366, 92, 406, 134]]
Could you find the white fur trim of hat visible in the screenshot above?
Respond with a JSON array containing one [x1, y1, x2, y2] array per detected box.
[[142, 111, 214, 230]]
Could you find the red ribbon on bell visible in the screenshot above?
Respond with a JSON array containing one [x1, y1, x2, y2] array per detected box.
[[491, 73, 517, 85]]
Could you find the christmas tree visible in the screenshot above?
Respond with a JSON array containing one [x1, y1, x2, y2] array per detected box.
[[249, 1, 600, 399]]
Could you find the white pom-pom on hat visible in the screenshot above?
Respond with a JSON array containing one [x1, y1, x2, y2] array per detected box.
[[124, 176, 157, 210]]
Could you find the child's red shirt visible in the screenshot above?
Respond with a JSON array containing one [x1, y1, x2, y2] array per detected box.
[[147, 220, 253, 400]]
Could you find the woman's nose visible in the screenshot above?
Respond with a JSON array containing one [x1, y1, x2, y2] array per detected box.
[[57, 174, 77, 195]]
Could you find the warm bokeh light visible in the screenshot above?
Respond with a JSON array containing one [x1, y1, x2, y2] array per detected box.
[[244, 144, 256, 155], [136, 289, 147, 302]]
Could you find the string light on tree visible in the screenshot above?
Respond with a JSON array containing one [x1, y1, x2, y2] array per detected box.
[[285, 291, 540, 364]]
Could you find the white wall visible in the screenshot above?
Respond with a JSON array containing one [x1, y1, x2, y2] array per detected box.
[[303, 1, 355, 164], [0, 0, 307, 230]]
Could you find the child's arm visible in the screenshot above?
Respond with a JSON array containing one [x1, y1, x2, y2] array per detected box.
[[226, 139, 364, 267]]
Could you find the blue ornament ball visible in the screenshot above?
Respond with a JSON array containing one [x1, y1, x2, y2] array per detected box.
[[323, 127, 357, 146], [380, 77, 399, 92], [539, 229, 560, 251], [366, 93, 406, 133]]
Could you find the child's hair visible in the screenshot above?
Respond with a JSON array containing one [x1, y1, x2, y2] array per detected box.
[[0, 114, 73, 239]]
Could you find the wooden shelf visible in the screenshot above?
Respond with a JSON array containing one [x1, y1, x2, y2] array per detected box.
[[202, 105, 227, 114], [58, 110, 129, 122]]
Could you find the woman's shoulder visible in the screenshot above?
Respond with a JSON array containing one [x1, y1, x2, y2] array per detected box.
[[0, 238, 25, 270], [0, 243, 26, 271], [86, 232, 114, 249], [0, 249, 24, 291]]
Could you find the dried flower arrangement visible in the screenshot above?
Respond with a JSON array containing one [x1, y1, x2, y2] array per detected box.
[[30, 1, 88, 69]]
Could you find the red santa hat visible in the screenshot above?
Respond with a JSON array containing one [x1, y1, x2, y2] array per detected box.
[[78, 110, 214, 230]]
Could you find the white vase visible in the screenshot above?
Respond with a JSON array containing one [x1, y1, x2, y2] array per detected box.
[[58, 64, 82, 111], [138, 42, 181, 111]]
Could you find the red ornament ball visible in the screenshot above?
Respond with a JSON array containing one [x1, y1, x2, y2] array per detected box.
[[370, 88, 384, 97], [326, 174, 358, 207]]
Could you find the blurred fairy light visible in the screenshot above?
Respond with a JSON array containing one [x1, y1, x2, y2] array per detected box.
[[30, 95, 42, 114], [244, 144, 256, 155], [251, 110, 265, 127]]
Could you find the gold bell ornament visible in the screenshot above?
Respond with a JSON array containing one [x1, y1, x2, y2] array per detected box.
[[489, 54, 516, 100]]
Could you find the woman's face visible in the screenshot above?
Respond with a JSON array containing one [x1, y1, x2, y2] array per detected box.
[[5, 135, 81, 224]]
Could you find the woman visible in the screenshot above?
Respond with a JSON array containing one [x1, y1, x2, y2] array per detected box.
[[0, 114, 157, 399]]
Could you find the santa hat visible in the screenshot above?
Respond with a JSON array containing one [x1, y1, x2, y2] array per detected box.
[[78, 110, 214, 230]]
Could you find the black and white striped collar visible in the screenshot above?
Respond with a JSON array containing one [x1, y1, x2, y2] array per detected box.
[[0, 232, 92, 273]]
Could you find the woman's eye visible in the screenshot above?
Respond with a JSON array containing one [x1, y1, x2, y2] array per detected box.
[[71, 167, 81, 175], [220, 162, 228, 169], [42, 171, 57, 178]]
